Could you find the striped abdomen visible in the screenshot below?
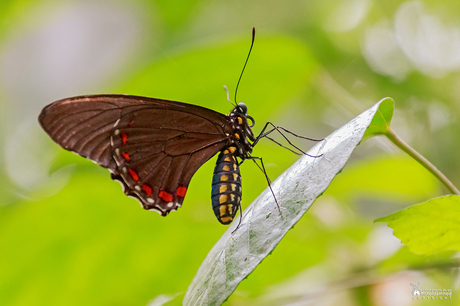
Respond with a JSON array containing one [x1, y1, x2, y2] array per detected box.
[[211, 147, 242, 225]]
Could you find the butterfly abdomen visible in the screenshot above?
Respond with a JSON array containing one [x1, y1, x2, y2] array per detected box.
[[211, 147, 242, 225]]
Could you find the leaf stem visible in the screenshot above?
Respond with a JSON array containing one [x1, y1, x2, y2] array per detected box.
[[385, 128, 460, 195]]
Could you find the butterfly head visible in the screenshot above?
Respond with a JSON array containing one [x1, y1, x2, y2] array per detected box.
[[237, 102, 247, 114], [236, 102, 255, 128]]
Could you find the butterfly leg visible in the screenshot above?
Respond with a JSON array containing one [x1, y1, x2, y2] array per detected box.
[[253, 121, 324, 158], [246, 155, 282, 216], [231, 204, 244, 234]]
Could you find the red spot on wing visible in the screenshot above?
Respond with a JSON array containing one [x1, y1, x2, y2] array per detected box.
[[177, 186, 187, 197], [159, 190, 173, 202], [142, 184, 152, 196], [127, 120, 134, 127], [128, 169, 139, 181], [122, 152, 130, 161], [121, 132, 128, 145]]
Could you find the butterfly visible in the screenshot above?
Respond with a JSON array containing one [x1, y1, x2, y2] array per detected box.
[[39, 94, 256, 225]]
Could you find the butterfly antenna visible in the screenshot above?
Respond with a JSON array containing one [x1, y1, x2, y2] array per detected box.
[[234, 27, 256, 104]]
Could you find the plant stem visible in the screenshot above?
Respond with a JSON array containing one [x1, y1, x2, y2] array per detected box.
[[385, 128, 460, 195]]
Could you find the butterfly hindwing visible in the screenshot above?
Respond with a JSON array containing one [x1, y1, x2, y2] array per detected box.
[[39, 94, 233, 215]]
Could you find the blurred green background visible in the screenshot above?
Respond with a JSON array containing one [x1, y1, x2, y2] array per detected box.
[[0, 0, 459, 305]]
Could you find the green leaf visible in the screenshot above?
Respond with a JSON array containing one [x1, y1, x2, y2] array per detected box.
[[183, 99, 389, 305], [362, 97, 394, 140], [376, 195, 460, 255]]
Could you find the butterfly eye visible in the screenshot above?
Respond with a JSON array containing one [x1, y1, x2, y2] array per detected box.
[[237, 102, 248, 114]]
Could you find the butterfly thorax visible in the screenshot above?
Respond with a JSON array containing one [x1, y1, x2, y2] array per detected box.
[[226, 103, 255, 158]]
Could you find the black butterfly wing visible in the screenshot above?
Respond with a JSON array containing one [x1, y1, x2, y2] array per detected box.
[[39, 94, 232, 215]]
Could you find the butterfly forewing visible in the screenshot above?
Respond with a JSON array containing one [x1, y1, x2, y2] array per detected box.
[[39, 94, 233, 215], [39, 97, 122, 168]]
